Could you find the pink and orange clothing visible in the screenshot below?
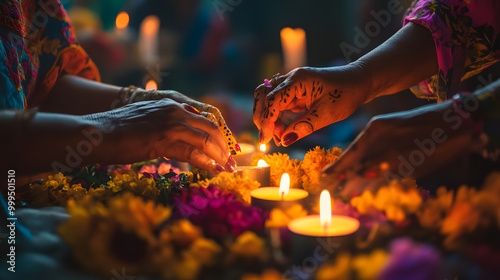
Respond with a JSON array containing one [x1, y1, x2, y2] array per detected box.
[[0, 0, 100, 110], [405, 0, 500, 101]]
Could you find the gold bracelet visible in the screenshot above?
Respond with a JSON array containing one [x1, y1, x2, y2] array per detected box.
[[119, 85, 139, 104]]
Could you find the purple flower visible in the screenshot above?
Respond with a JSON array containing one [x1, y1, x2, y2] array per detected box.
[[379, 238, 442, 280], [172, 185, 266, 241], [264, 78, 273, 88]]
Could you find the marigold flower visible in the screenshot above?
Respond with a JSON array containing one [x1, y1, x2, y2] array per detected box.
[[229, 231, 267, 260], [198, 172, 260, 204]]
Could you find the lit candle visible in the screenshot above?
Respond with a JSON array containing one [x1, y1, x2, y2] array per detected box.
[[250, 173, 309, 210], [259, 143, 267, 153], [145, 79, 158, 90], [288, 190, 359, 237], [114, 11, 130, 39], [257, 159, 267, 167], [235, 159, 271, 187], [288, 190, 359, 263], [139, 15, 160, 66], [280, 27, 306, 72], [232, 143, 256, 166]]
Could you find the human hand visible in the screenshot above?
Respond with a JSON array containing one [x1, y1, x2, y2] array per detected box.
[[321, 99, 485, 199], [85, 99, 235, 174], [123, 88, 240, 155], [253, 66, 368, 146]]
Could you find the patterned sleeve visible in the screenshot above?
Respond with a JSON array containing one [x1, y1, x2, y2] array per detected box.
[[26, 0, 100, 107], [404, 0, 500, 101]]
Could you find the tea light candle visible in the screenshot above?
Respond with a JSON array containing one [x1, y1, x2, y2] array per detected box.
[[251, 173, 309, 211], [235, 159, 271, 186], [288, 190, 359, 263], [232, 143, 255, 166], [288, 190, 359, 237]]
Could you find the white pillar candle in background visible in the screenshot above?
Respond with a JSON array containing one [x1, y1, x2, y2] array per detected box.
[[280, 27, 306, 72], [139, 15, 160, 66]]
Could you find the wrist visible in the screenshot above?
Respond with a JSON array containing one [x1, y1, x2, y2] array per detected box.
[[79, 113, 119, 164], [322, 62, 373, 105]]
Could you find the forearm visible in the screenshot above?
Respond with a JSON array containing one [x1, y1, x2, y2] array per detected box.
[[0, 110, 113, 176], [353, 22, 439, 102], [39, 75, 124, 115]]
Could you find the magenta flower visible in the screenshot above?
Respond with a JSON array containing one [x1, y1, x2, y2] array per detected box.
[[171, 185, 267, 241], [264, 78, 272, 88]]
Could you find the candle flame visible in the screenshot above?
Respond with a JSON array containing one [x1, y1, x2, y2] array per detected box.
[[280, 27, 306, 41], [145, 80, 158, 90], [259, 143, 267, 152], [279, 173, 290, 198], [320, 190, 332, 229], [140, 15, 160, 37], [116, 12, 129, 29], [257, 159, 268, 167]]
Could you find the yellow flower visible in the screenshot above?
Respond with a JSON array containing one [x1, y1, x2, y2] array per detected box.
[[109, 172, 159, 200], [186, 237, 222, 266], [265, 204, 307, 228], [441, 202, 479, 249], [59, 193, 173, 276], [253, 152, 303, 189], [352, 249, 389, 280], [350, 190, 375, 214], [315, 253, 351, 280], [164, 251, 201, 280], [230, 231, 266, 260], [301, 146, 342, 194], [168, 219, 202, 248], [349, 180, 422, 222], [198, 172, 260, 204]]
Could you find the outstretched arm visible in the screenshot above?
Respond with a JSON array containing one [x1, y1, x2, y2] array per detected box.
[[1, 99, 232, 183], [357, 22, 439, 102], [39, 75, 124, 115], [254, 22, 439, 145]]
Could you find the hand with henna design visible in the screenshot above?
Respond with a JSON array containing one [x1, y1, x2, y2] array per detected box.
[[253, 65, 370, 146]]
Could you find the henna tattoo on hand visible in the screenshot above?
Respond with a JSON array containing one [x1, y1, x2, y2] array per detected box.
[[328, 89, 343, 103], [280, 87, 291, 104]]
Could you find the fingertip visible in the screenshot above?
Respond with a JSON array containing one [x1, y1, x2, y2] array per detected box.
[[282, 132, 298, 147], [273, 135, 281, 146]]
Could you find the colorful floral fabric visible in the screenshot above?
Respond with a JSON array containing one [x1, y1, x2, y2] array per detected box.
[[0, 0, 99, 110], [404, 0, 500, 101]]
